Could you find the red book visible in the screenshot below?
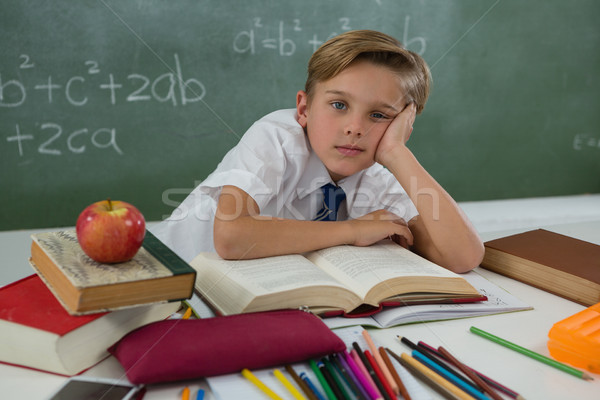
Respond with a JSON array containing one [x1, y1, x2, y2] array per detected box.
[[0, 275, 180, 376]]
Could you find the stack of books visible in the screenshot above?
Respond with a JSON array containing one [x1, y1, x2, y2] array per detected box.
[[0, 229, 196, 376]]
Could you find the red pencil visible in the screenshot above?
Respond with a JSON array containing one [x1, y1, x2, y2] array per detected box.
[[365, 350, 396, 400]]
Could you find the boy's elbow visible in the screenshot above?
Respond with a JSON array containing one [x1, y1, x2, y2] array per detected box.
[[446, 241, 485, 274], [213, 228, 238, 260], [214, 236, 237, 260], [213, 220, 250, 260]]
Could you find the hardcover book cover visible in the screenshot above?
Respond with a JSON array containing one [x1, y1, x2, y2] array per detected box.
[[30, 230, 195, 314]]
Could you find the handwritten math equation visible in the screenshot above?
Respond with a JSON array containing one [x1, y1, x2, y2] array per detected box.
[[2, 53, 204, 158], [233, 16, 426, 56]]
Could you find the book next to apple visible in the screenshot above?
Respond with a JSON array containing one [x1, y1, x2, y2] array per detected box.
[[29, 230, 196, 315]]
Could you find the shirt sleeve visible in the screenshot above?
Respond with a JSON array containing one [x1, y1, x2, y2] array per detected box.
[[377, 171, 419, 222], [198, 119, 288, 212], [347, 164, 418, 222]]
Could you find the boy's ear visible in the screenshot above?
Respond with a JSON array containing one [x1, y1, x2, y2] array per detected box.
[[296, 90, 309, 128]]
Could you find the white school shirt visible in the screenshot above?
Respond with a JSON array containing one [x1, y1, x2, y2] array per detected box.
[[152, 109, 418, 262]]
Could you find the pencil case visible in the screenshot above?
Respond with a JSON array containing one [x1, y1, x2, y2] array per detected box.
[[108, 309, 345, 384], [547, 302, 600, 373]]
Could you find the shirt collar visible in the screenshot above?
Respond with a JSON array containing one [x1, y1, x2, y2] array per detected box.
[[296, 150, 331, 199], [296, 145, 367, 200]]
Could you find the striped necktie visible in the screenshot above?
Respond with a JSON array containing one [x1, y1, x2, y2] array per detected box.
[[314, 183, 346, 221]]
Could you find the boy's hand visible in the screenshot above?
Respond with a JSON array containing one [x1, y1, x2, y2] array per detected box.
[[348, 209, 413, 249], [375, 102, 416, 167]]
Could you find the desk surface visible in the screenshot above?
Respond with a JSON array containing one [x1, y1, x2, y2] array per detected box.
[[2, 195, 600, 399]]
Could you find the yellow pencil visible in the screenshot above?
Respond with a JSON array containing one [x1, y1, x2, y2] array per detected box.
[[273, 368, 307, 400], [242, 368, 284, 400]]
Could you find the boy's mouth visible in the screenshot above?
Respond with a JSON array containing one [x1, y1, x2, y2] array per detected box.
[[336, 145, 363, 157]]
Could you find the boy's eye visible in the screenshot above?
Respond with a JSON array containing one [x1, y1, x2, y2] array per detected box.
[[331, 101, 346, 110], [370, 112, 388, 120]]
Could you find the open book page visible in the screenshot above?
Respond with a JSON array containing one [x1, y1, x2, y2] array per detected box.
[[194, 252, 349, 295], [191, 252, 362, 314], [323, 271, 533, 329], [305, 240, 460, 300]]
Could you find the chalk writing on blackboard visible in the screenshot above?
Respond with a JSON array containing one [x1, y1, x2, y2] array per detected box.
[[573, 133, 600, 151], [233, 16, 426, 56], [7, 123, 122, 157], [3, 53, 205, 157], [1, 53, 204, 108]]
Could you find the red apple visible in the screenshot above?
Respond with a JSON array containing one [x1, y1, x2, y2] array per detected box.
[[76, 199, 146, 263]]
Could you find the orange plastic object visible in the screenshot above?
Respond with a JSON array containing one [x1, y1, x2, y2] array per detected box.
[[547, 302, 600, 374]]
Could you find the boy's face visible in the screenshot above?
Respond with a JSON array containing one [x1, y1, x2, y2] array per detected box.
[[297, 60, 406, 182]]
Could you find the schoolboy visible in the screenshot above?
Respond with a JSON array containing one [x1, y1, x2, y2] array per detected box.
[[153, 30, 484, 273]]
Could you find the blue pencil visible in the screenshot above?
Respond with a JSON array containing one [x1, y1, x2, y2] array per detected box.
[[300, 372, 327, 400], [412, 350, 489, 400]]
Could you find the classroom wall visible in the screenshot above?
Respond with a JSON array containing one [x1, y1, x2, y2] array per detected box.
[[2, 0, 599, 230]]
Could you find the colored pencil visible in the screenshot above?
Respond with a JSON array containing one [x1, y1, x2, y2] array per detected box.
[[470, 326, 594, 381], [273, 368, 307, 400], [286, 365, 318, 400], [242, 368, 284, 400], [319, 360, 346, 400], [438, 346, 503, 400], [401, 335, 524, 400], [181, 386, 190, 400], [389, 350, 477, 400], [362, 330, 399, 394], [379, 347, 412, 400], [398, 336, 474, 387], [353, 343, 389, 400], [181, 306, 193, 320], [350, 348, 383, 400], [331, 353, 368, 400], [322, 357, 352, 400], [412, 350, 489, 400], [365, 350, 396, 400], [310, 359, 336, 400], [300, 372, 327, 400], [343, 351, 380, 400]]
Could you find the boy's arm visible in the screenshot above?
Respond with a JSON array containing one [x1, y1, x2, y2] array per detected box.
[[213, 185, 414, 260], [376, 104, 484, 273]]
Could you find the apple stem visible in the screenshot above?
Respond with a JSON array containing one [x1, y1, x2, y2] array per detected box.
[[107, 198, 113, 211]]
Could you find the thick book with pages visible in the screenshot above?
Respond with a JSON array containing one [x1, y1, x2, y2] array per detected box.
[[481, 229, 600, 306], [0, 274, 180, 376], [190, 240, 484, 316], [30, 230, 196, 315]]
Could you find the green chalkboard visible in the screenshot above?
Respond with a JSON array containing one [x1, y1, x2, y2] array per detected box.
[[2, 0, 599, 231]]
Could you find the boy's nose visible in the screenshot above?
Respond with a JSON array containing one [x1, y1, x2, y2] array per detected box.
[[344, 116, 363, 137]]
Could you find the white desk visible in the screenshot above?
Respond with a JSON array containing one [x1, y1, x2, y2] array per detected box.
[[2, 195, 600, 399]]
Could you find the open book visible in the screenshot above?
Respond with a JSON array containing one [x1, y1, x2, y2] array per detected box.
[[190, 240, 482, 316]]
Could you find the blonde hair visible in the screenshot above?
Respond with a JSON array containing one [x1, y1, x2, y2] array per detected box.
[[305, 30, 431, 114]]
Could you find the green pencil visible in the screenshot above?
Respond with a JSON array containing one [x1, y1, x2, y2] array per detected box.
[[309, 359, 336, 400], [470, 326, 593, 381]]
